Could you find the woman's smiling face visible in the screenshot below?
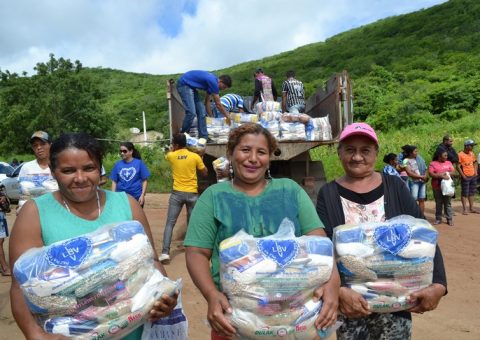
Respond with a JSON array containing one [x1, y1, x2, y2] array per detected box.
[[338, 135, 379, 178], [230, 133, 270, 186], [53, 148, 100, 203]]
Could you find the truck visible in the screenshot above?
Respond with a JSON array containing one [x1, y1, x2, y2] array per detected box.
[[166, 70, 353, 200]]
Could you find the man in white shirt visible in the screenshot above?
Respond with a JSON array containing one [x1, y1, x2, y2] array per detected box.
[[17, 131, 58, 212]]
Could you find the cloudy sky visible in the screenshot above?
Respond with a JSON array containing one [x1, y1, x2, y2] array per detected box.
[[1, 0, 447, 76]]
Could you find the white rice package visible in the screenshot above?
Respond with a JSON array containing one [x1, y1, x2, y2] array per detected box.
[[219, 218, 336, 339], [19, 175, 58, 203], [333, 215, 438, 313], [206, 117, 230, 144], [13, 221, 181, 340], [305, 116, 332, 141]]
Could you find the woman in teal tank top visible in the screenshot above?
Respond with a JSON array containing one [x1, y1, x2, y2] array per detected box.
[[9, 133, 178, 340]]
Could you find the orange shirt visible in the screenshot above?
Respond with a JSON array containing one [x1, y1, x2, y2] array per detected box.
[[458, 151, 477, 176]]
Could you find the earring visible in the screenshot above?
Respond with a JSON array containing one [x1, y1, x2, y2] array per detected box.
[[267, 168, 272, 179], [229, 163, 234, 178]]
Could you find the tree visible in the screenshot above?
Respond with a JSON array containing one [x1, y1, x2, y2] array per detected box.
[[0, 54, 115, 153]]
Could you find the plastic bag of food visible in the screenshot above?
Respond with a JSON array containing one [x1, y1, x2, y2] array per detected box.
[[305, 116, 332, 141], [255, 101, 281, 114], [14, 221, 181, 339], [212, 157, 230, 182], [333, 215, 437, 313], [219, 218, 337, 339], [184, 133, 206, 153]]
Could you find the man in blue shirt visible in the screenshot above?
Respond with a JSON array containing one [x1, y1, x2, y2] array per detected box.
[[208, 93, 244, 118], [177, 71, 232, 140]]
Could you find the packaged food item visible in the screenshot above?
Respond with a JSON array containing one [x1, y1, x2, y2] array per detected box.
[[14, 221, 182, 339], [206, 117, 230, 144], [219, 218, 338, 339], [185, 133, 206, 153], [333, 215, 437, 313], [305, 116, 332, 141], [212, 157, 230, 182]]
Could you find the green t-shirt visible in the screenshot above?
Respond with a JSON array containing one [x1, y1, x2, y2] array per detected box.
[[184, 178, 323, 289]]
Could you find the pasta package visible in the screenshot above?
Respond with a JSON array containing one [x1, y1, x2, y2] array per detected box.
[[333, 215, 437, 313], [219, 218, 338, 339], [14, 221, 181, 340]]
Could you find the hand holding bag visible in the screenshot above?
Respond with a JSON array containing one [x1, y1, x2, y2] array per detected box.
[[441, 173, 455, 197]]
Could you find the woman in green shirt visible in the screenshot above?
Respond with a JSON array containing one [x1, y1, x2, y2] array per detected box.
[[184, 123, 340, 339], [9, 133, 177, 339]]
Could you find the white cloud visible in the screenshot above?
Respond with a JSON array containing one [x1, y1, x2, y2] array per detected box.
[[0, 0, 447, 75]]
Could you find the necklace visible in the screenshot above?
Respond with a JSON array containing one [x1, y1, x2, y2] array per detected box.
[[62, 190, 101, 218]]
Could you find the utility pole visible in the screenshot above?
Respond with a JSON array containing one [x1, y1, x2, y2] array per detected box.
[[142, 111, 147, 143]]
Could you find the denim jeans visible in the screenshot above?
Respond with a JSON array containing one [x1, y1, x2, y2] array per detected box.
[[287, 103, 305, 113], [408, 180, 426, 200], [161, 191, 198, 254], [433, 188, 452, 221], [177, 82, 208, 138]]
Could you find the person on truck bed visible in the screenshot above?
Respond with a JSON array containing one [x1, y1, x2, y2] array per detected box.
[[282, 70, 306, 113], [208, 93, 245, 119], [250, 68, 278, 110], [177, 70, 232, 140]]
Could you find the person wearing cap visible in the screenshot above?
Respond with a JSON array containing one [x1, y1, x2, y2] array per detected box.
[[281, 70, 306, 113], [316, 122, 447, 339], [177, 70, 232, 141], [208, 93, 245, 118], [250, 68, 278, 110], [17, 131, 58, 213], [457, 139, 478, 214]]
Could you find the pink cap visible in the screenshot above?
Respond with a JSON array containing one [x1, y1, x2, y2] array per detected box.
[[339, 122, 378, 144]]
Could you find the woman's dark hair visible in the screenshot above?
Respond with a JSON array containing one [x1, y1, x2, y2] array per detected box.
[[403, 145, 417, 157], [50, 133, 103, 171], [383, 153, 397, 164], [432, 148, 448, 162], [121, 141, 142, 160], [226, 122, 277, 156]]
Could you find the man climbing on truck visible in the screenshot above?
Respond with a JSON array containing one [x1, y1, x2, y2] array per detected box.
[[177, 70, 232, 141]]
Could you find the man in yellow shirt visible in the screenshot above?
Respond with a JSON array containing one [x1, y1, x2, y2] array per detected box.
[[457, 139, 479, 215], [159, 133, 208, 263]]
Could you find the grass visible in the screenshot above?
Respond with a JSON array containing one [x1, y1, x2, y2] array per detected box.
[[311, 111, 480, 200]]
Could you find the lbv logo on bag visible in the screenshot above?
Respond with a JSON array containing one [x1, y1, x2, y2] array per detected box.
[[257, 240, 299, 267], [373, 223, 411, 255], [46, 237, 92, 267]]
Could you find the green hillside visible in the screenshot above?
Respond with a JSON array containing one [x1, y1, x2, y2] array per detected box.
[[84, 0, 480, 137], [2, 0, 480, 154]]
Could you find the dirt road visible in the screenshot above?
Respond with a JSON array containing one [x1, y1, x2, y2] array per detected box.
[[1, 194, 479, 339]]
